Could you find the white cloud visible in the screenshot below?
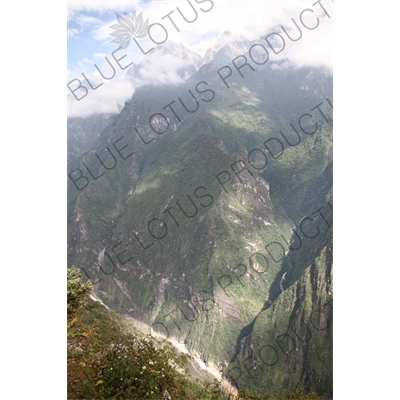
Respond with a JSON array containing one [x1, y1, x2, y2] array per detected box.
[[131, 54, 194, 87], [93, 52, 109, 59], [67, 28, 80, 39], [92, 20, 113, 42], [279, 19, 333, 71], [68, 0, 142, 21], [68, 0, 333, 117], [67, 76, 135, 118], [75, 14, 103, 28]]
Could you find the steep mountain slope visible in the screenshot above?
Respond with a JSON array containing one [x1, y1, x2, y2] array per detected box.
[[67, 33, 332, 397], [68, 267, 325, 399], [68, 113, 115, 163], [223, 116, 333, 397], [228, 233, 332, 398], [68, 87, 295, 365], [68, 267, 233, 399]]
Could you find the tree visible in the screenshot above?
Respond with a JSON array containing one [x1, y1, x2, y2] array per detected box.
[[67, 267, 92, 314]]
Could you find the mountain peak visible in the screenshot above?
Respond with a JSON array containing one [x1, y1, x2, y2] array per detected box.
[[126, 41, 204, 86], [203, 31, 251, 65]]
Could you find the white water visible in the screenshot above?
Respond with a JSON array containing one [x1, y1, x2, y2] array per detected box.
[[123, 315, 238, 396], [89, 294, 237, 396], [89, 293, 109, 308], [280, 271, 287, 292]]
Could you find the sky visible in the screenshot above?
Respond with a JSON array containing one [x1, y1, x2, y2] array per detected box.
[[67, 0, 333, 118], [5, 3, 398, 398]]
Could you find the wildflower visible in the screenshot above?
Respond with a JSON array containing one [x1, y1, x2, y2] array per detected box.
[[95, 380, 104, 386]]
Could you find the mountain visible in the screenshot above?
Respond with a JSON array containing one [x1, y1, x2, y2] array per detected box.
[[203, 31, 252, 67], [67, 30, 333, 398], [67, 267, 324, 399], [67, 267, 234, 399], [230, 233, 332, 397], [126, 41, 204, 87], [68, 113, 116, 163]]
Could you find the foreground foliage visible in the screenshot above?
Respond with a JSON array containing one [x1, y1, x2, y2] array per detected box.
[[67, 268, 219, 399], [237, 386, 323, 399], [67, 268, 325, 399], [67, 266, 92, 314]]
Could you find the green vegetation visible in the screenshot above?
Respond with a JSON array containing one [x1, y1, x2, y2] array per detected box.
[[67, 268, 214, 399], [67, 267, 92, 315], [229, 239, 333, 398], [237, 385, 323, 399], [67, 70, 333, 397], [262, 114, 333, 223], [67, 268, 326, 399]]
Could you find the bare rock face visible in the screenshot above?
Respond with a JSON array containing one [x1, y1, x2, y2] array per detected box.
[[230, 234, 333, 398], [68, 30, 332, 396]]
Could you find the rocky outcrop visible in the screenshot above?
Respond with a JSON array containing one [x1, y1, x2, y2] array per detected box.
[[227, 233, 333, 398]]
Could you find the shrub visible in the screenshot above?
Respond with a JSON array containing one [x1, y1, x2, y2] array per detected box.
[[67, 267, 92, 314]]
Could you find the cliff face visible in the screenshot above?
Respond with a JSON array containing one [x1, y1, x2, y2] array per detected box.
[[68, 113, 115, 163], [67, 46, 333, 394], [228, 232, 333, 398], [68, 91, 295, 365]]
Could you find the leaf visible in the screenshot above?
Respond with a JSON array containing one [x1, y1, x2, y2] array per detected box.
[[140, 20, 149, 36], [122, 14, 136, 34], [116, 13, 132, 32], [141, 19, 150, 32], [118, 36, 131, 51], [112, 37, 124, 44], [110, 24, 121, 30], [134, 12, 144, 35], [135, 30, 149, 38], [136, 19, 149, 38], [109, 29, 129, 38]]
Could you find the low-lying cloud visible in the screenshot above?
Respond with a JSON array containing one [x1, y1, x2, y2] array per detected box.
[[67, 0, 332, 118]]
